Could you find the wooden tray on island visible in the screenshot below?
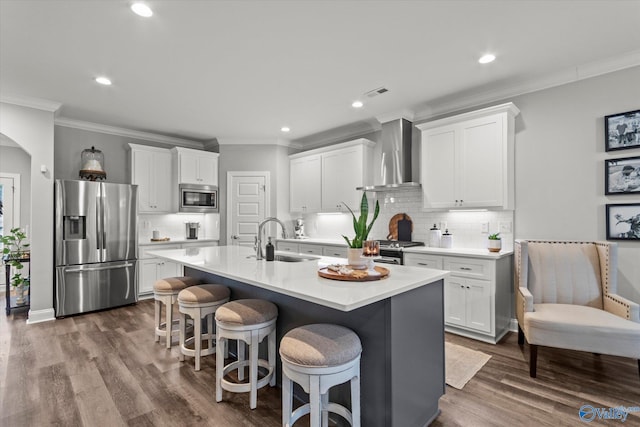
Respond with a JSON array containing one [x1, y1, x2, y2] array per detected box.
[[318, 266, 390, 282]]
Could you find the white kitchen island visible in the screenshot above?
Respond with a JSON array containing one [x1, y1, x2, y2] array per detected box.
[[148, 245, 449, 427]]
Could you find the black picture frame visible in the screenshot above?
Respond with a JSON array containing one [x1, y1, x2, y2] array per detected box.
[[605, 109, 640, 152], [606, 203, 640, 240], [604, 156, 640, 195]]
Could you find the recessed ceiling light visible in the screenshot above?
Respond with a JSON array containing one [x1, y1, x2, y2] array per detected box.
[[95, 76, 112, 86], [478, 54, 496, 64], [281, 126, 290, 133], [131, 2, 153, 17], [352, 101, 364, 108]]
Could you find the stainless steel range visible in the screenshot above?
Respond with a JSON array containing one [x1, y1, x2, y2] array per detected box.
[[376, 240, 425, 265]]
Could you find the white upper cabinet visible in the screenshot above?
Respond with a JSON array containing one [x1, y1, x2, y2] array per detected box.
[[289, 139, 374, 213], [129, 144, 173, 213], [172, 147, 219, 186], [417, 103, 519, 210], [290, 154, 322, 213]]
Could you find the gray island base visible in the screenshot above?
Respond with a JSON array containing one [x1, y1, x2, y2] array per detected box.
[[185, 267, 445, 427]]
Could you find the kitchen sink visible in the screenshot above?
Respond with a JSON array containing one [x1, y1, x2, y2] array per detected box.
[[274, 254, 319, 262]]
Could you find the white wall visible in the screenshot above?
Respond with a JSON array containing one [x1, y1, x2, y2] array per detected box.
[[0, 101, 57, 323], [218, 143, 293, 243], [508, 66, 640, 302], [0, 145, 31, 230]]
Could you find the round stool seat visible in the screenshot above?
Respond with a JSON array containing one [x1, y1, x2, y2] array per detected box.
[[178, 284, 231, 305], [215, 299, 278, 326], [154, 276, 200, 293], [280, 323, 362, 367]]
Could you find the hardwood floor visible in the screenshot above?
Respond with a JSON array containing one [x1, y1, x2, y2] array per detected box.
[[1, 300, 638, 426]]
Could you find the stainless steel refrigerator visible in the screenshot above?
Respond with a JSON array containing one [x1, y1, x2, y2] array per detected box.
[[55, 179, 138, 317]]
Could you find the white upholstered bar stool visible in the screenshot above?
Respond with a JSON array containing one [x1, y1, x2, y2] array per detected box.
[[215, 299, 278, 409], [177, 284, 231, 371], [154, 276, 200, 349], [280, 324, 362, 427]]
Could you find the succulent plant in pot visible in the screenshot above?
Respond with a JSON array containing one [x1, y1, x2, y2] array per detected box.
[[342, 193, 380, 266], [1, 227, 30, 303], [487, 232, 502, 252]]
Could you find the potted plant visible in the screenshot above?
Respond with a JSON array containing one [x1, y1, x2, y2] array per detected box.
[[487, 232, 502, 253], [1, 227, 30, 304], [342, 193, 380, 266]]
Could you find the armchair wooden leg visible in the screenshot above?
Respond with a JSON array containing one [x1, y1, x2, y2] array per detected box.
[[517, 325, 524, 345], [529, 344, 538, 378]]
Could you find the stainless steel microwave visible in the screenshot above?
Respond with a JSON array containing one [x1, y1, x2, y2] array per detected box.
[[179, 184, 219, 213]]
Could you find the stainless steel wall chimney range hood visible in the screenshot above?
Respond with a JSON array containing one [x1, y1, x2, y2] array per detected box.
[[357, 118, 421, 192]]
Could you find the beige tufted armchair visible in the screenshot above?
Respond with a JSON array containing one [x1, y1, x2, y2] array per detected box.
[[515, 240, 640, 378]]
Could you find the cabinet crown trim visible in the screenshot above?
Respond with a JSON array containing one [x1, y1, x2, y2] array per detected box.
[[171, 146, 219, 157], [289, 138, 375, 159], [416, 102, 520, 131], [128, 143, 172, 153]]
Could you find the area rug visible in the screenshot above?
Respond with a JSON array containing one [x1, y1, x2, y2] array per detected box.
[[445, 342, 491, 390]]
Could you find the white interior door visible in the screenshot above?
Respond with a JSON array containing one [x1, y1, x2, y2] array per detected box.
[[0, 173, 21, 286], [227, 172, 269, 247]]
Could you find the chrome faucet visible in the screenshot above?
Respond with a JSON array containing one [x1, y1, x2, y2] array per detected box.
[[255, 217, 288, 260]]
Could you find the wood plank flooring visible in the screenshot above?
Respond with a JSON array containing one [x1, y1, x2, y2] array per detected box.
[[1, 300, 638, 426]]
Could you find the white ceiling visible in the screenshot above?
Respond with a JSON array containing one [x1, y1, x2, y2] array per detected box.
[[1, 0, 639, 146]]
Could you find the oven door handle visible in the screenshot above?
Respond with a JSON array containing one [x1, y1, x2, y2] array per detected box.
[[375, 257, 401, 265]]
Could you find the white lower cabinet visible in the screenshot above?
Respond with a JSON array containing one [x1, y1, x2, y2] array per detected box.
[[139, 244, 182, 296], [404, 252, 512, 344], [138, 241, 219, 296], [276, 241, 300, 253], [322, 245, 348, 258], [276, 241, 348, 258]]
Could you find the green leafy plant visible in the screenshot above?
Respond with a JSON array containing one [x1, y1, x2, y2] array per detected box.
[[1, 227, 30, 287], [488, 232, 501, 240], [342, 193, 380, 248]]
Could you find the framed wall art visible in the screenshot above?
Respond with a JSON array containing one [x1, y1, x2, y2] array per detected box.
[[606, 203, 640, 240], [605, 109, 640, 152], [605, 156, 640, 195]]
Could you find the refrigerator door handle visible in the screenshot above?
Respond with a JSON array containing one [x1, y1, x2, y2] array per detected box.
[[64, 262, 136, 273]]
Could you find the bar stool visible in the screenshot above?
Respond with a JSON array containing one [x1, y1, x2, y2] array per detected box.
[[177, 284, 230, 371], [154, 276, 200, 349], [280, 324, 362, 427], [215, 299, 278, 409]]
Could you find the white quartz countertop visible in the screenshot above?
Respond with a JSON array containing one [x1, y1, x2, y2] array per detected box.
[[139, 238, 219, 246], [278, 237, 513, 259], [147, 245, 448, 312], [403, 246, 513, 259]]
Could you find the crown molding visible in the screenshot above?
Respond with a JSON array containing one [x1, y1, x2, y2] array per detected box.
[[216, 137, 301, 149], [1, 94, 62, 112], [414, 50, 640, 122], [54, 117, 205, 149]]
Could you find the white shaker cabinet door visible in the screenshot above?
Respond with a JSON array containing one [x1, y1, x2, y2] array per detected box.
[[290, 155, 321, 213], [321, 146, 362, 212], [458, 116, 503, 208]]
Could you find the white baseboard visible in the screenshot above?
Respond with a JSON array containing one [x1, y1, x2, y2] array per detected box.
[[509, 318, 518, 332], [27, 308, 55, 324]]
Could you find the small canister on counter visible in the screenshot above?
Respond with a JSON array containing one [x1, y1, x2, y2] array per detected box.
[[428, 224, 442, 247], [440, 229, 453, 248]]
